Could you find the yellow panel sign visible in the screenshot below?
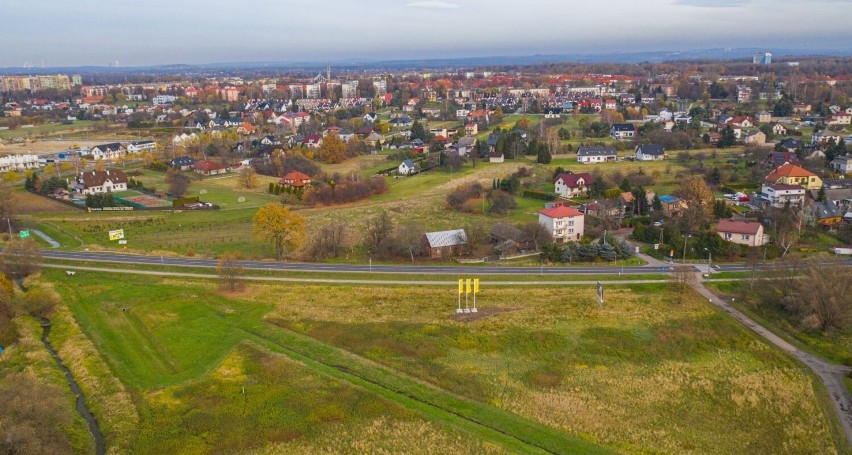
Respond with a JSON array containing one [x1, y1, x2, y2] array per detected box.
[[108, 229, 125, 241]]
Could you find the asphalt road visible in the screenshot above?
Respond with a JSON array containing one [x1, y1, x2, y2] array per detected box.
[[41, 249, 850, 275]]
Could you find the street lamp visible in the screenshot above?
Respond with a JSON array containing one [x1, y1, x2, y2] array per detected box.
[[682, 234, 691, 263], [704, 247, 712, 277]]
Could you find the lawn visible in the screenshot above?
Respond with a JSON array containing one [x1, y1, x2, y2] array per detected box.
[[46, 270, 605, 454]]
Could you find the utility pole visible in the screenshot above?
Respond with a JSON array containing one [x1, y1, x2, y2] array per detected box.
[[682, 234, 691, 263]]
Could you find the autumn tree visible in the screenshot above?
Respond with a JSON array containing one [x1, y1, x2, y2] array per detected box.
[[237, 166, 259, 189], [252, 203, 306, 261], [677, 176, 714, 232], [318, 132, 346, 164], [363, 210, 394, 257], [0, 238, 41, 280], [15, 287, 59, 319], [520, 221, 552, 251], [0, 186, 16, 227], [216, 251, 244, 292], [165, 168, 191, 197]]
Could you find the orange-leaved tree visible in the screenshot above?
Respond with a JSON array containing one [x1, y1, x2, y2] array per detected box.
[[252, 203, 306, 261]]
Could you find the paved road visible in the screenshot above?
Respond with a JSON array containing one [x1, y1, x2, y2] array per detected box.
[[44, 249, 847, 275], [43, 264, 675, 286], [694, 280, 852, 447]]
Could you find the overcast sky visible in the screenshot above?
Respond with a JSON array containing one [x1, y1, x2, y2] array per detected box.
[[2, 0, 850, 67]]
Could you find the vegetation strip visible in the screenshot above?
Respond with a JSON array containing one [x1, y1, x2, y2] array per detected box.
[[241, 325, 611, 454], [39, 319, 106, 455]]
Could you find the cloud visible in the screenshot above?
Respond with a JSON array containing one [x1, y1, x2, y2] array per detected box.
[[406, 1, 460, 9], [672, 0, 749, 7]]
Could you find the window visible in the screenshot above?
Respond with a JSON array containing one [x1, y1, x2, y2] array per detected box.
[[725, 233, 732, 240], [568, 221, 574, 226], [742, 235, 750, 240]]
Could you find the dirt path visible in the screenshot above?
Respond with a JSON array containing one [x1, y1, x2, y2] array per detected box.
[[692, 280, 852, 447]]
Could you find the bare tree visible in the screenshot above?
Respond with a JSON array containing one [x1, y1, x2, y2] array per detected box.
[[0, 238, 41, 280], [520, 221, 552, 251], [165, 168, 191, 197], [363, 211, 394, 257], [670, 265, 697, 305], [308, 221, 347, 260], [801, 264, 850, 331], [216, 251, 244, 292]]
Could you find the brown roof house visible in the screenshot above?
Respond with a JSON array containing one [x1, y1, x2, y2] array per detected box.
[[716, 219, 766, 247], [192, 160, 231, 176], [278, 170, 312, 188], [73, 169, 128, 195]]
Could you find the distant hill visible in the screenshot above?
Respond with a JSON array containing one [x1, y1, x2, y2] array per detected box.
[[0, 47, 849, 75]]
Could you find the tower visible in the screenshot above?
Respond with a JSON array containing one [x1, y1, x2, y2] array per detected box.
[[327, 65, 331, 82]]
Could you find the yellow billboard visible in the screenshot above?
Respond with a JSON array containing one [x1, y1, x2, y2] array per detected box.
[[108, 229, 125, 241]]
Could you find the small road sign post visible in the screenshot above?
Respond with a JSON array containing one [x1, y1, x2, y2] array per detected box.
[[597, 281, 604, 307]]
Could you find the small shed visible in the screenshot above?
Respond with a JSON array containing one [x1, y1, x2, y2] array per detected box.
[[423, 229, 468, 259]]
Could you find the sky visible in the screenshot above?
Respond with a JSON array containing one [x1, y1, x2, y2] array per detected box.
[[1, 0, 850, 67]]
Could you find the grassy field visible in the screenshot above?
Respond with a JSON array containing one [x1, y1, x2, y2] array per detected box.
[[0, 121, 99, 140], [47, 270, 608, 454], [44, 269, 846, 454]]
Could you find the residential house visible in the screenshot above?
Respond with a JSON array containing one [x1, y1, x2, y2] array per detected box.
[[457, 136, 477, 157], [610, 123, 635, 140], [716, 219, 766, 247], [765, 163, 822, 190], [423, 229, 468, 259], [0, 154, 40, 172], [554, 173, 594, 198], [464, 122, 478, 136], [810, 200, 843, 226], [278, 170, 312, 188], [744, 130, 766, 145], [488, 150, 505, 163], [73, 169, 128, 195], [829, 111, 852, 126], [659, 195, 687, 217], [89, 143, 125, 160], [398, 159, 416, 176], [168, 156, 195, 171], [127, 140, 156, 154], [766, 151, 801, 168], [830, 155, 852, 176], [635, 144, 666, 161], [806, 149, 827, 161], [812, 129, 842, 145], [779, 139, 803, 152], [577, 146, 617, 164], [237, 122, 256, 135], [770, 122, 787, 136], [260, 135, 280, 146], [192, 160, 231, 176], [755, 111, 772, 123], [538, 205, 585, 243], [544, 108, 563, 118], [365, 132, 384, 148], [303, 135, 323, 149], [729, 116, 753, 128], [758, 183, 806, 208]]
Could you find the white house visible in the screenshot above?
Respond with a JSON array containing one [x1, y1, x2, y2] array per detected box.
[[538, 205, 584, 243], [716, 219, 766, 247], [488, 150, 504, 163], [830, 155, 852, 176], [635, 144, 666, 161], [610, 123, 635, 140], [73, 170, 128, 195], [577, 146, 617, 164], [0, 154, 41, 172], [127, 140, 156, 154], [398, 159, 416, 176], [758, 183, 806, 208], [813, 129, 842, 144], [554, 173, 594, 198]]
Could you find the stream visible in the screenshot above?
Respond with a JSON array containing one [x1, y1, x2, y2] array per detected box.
[[40, 319, 106, 455]]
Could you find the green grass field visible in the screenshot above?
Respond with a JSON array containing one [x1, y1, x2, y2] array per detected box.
[[0, 121, 99, 140], [41, 270, 846, 454]]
